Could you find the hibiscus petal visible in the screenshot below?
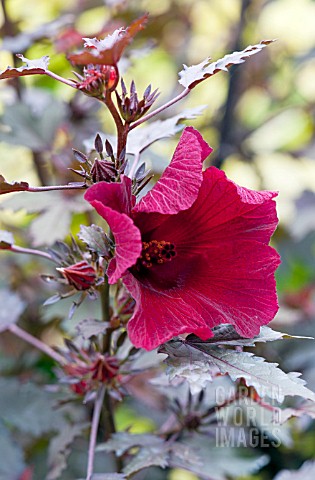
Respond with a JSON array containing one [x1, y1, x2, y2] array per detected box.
[[134, 126, 212, 215], [84, 175, 135, 215], [178, 241, 280, 339], [123, 271, 213, 350], [152, 166, 278, 249], [124, 240, 280, 350], [84, 179, 141, 283]]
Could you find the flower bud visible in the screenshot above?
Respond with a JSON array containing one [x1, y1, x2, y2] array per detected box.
[[91, 159, 117, 183], [57, 260, 97, 290], [76, 64, 119, 98]]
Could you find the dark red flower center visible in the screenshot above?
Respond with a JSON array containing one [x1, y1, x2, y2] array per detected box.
[[139, 240, 176, 268]]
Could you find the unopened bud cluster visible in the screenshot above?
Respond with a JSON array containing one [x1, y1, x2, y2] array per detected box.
[[75, 64, 119, 99], [116, 79, 159, 123], [58, 342, 120, 396]]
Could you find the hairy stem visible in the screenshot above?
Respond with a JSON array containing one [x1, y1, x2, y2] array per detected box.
[[86, 385, 106, 480], [8, 324, 65, 364], [129, 87, 191, 130]]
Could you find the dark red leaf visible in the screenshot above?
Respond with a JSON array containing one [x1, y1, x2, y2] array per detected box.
[[0, 55, 49, 80], [0, 175, 29, 195], [68, 14, 148, 66], [0, 230, 14, 249]]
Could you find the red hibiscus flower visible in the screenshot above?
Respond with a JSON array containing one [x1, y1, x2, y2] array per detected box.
[[84, 127, 280, 350]]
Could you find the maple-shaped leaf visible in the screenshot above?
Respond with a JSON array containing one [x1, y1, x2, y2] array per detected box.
[[123, 445, 169, 476], [0, 175, 29, 195], [47, 423, 88, 480], [170, 434, 268, 480], [0, 230, 14, 249], [78, 224, 110, 256], [0, 54, 49, 80], [205, 348, 315, 403], [178, 40, 274, 89], [68, 14, 148, 66], [98, 433, 171, 476], [162, 341, 315, 403], [187, 325, 311, 348]]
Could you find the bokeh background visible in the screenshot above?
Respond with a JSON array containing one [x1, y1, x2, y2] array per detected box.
[[1, 0, 315, 479]]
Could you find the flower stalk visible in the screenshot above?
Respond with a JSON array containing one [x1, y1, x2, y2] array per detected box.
[[86, 385, 106, 480]]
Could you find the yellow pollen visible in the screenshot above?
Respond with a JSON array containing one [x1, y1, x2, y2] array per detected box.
[[139, 240, 176, 269]]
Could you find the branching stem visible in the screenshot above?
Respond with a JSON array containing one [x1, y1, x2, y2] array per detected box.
[[46, 70, 77, 88], [129, 87, 191, 130], [10, 245, 55, 262], [8, 324, 65, 364], [27, 184, 87, 192]]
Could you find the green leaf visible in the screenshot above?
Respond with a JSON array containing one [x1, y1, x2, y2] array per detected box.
[[78, 224, 110, 256], [0, 378, 64, 436], [178, 41, 273, 89], [0, 174, 29, 195], [47, 423, 89, 480], [0, 230, 14, 249], [0, 289, 26, 333], [0, 55, 49, 80]]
